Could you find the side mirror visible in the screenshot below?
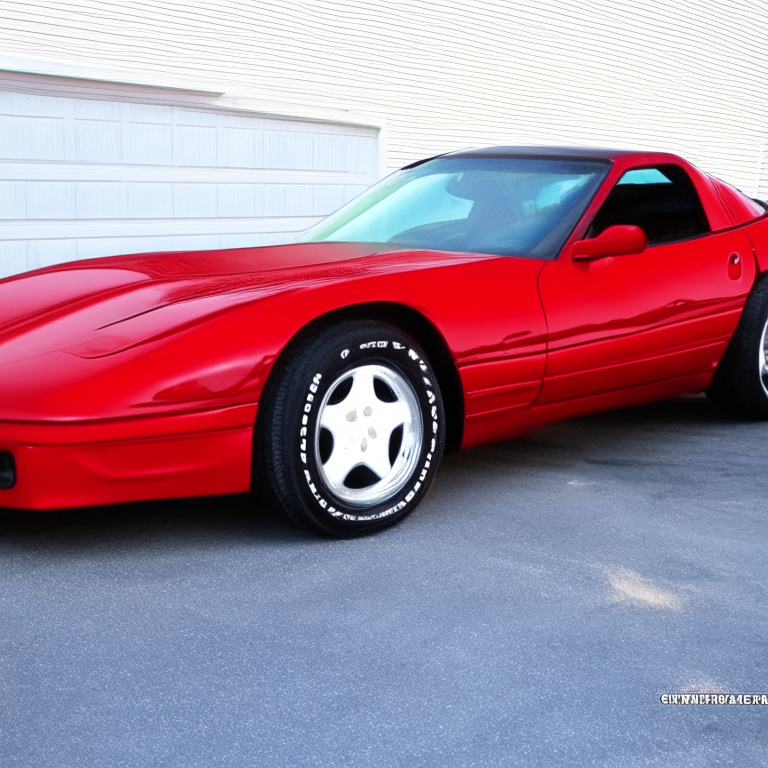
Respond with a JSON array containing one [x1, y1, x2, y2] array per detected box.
[[572, 225, 647, 260]]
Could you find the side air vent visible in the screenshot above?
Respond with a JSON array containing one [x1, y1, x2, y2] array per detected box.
[[0, 452, 16, 489]]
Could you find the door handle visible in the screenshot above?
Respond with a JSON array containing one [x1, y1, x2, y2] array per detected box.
[[728, 252, 742, 281]]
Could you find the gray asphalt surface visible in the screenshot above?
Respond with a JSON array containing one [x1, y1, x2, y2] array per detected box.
[[1, 395, 766, 768]]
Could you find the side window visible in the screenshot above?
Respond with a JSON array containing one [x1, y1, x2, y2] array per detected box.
[[588, 164, 710, 245]]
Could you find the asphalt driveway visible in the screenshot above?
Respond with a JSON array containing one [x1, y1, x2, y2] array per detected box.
[[1, 395, 766, 767]]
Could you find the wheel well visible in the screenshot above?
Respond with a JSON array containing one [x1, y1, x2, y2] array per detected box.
[[272, 302, 465, 453]]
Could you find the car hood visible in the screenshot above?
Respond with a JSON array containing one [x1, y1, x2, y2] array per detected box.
[[0, 242, 407, 335], [0, 242, 499, 422], [0, 242, 469, 360]]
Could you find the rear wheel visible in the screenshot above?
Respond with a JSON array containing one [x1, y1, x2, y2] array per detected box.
[[706, 273, 768, 419], [255, 320, 446, 536]]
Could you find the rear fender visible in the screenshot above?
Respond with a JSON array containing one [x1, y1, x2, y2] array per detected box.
[[745, 216, 768, 274]]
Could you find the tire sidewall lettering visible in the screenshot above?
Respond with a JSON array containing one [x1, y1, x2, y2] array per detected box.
[[296, 336, 441, 524]]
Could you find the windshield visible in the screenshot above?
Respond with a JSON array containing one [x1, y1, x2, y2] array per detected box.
[[299, 156, 610, 259]]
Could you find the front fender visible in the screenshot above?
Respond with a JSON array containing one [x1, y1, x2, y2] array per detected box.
[[0, 253, 546, 424]]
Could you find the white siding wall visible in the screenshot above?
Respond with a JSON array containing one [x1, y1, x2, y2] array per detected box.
[[0, 75, 379, 277], [0, 0, 765, 193], [0, 0, 766, 278]]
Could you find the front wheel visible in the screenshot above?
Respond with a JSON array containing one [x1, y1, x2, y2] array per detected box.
[[255, 320, 446, 537]]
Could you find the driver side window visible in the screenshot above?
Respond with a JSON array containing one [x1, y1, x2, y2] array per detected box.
[[587, 165, 710, 245]]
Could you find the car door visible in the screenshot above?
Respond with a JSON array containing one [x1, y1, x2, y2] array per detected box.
[[536, 164, 756, 405]]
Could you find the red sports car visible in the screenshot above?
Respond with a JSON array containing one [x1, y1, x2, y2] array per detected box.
[[1, 147, 767, 536]]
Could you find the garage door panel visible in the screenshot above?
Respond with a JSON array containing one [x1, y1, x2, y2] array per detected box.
[[0, 82, 381, 277]]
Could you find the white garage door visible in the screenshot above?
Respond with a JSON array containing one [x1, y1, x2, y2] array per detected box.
[[0, 68, 382, 278]]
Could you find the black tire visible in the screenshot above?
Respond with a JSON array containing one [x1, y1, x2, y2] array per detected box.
[[706, 272, 768, 420], [255, 320, 446, 537]]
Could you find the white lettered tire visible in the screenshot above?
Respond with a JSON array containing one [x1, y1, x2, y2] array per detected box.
[[255, 320, 446, 536]]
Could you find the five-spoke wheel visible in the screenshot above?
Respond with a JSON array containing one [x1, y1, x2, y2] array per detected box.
[[255, 320, 446, 536], [316, 364, 423, 507]]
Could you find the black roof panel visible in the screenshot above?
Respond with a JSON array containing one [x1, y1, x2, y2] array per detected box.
[[446, 145, 639, 161]]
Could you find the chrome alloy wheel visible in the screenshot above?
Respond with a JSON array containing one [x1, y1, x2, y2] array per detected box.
[[760, 314, 768, 397], [315, 364, 423, 507]]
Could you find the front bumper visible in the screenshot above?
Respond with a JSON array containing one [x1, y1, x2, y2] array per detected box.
[[0, 403, 257, 510]]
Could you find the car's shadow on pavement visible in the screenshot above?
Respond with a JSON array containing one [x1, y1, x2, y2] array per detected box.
[[0, 395, 754, 555], [0, 492, 315, 559], [440, 392, 752, 473]]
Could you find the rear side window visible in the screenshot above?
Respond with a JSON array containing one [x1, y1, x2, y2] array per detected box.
[[588, 164, 710, 245]]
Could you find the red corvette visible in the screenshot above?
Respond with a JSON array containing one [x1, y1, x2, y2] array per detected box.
[[1, 147, 767, 536]]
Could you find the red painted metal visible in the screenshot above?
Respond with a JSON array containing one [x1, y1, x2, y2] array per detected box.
[[0, 149, 766, 511], [537, 230, 756, 404], [745, 217, 768, 273], [710, 178, 766, 225], [572, 225, 646, 260]]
